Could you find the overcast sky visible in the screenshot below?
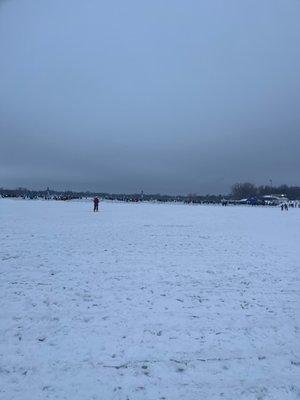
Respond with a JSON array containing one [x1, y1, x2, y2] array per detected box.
[[0, 0, 299, 194]]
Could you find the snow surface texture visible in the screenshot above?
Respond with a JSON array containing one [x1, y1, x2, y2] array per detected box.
[[0, 199, 299, 400]]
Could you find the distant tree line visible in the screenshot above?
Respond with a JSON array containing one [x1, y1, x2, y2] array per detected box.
[[0, 187, 224, 203], [1, 183, 299, 202], [231, 183, 300, 200], [0, 187, 188, 203]]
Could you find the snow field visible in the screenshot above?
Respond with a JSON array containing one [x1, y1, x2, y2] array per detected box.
[[0, 199, 299, 399]]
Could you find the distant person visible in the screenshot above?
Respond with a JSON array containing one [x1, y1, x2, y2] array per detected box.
[[93, 197, 99, 212], [281, 204, 284, 211], [284, 203, 288, 211]]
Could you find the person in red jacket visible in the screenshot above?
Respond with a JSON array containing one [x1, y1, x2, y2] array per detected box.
[[93, 197, 99, 212]]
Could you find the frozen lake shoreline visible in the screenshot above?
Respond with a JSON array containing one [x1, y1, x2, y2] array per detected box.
[[0, 199, 299, 399]]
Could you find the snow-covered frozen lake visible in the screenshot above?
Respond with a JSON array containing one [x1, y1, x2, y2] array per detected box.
[[0, 199, 299, 399]]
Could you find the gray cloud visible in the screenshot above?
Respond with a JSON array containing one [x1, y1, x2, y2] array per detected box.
[[1, 0, 300, 194]]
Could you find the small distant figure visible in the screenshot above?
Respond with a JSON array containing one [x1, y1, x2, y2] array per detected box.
[[93, 197, 99, 212], [284, 203, 288, 211], [281, 204, 284, 211]]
